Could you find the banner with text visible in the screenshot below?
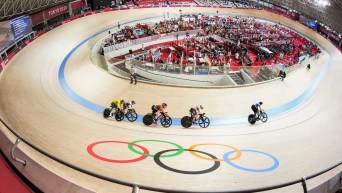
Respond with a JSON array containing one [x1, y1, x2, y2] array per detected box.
[[318, 25, 341, 44], [44, 4, 69, 20], [274, 5, 287, 13], [10, 15, 33, 40], [289, 12, 300, 20]]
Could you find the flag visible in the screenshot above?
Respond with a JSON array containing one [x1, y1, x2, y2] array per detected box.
[[204, 54, 212, 66]]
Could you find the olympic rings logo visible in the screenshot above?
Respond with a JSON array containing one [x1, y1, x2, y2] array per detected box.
[[87, 140, 279, 174]]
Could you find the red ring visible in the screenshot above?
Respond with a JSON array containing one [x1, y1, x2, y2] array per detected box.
[[87, 141, 149, 163]]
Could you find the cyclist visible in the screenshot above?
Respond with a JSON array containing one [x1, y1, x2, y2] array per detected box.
[[110, 99, 124, 117], [151, 103, 167, 121], [123, 100, 135, 114], [190, 105, 204, 123], [251, 101, 263, 117]]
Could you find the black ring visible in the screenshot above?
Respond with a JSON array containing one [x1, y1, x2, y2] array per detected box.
[[154, 149, 220, 174]]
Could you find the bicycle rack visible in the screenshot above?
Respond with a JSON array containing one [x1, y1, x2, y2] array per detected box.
[[10, 138, 26, 166], [132, 185, 139, 193], [301, 177, 308, 193]]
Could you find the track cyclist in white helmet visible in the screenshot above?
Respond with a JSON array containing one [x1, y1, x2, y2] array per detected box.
[[123, 100, 135, 114], [189, 105, 205, 123]]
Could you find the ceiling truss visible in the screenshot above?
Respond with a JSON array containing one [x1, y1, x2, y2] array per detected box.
[[0, 0, 341, 33], [0, 0, 71, 21]]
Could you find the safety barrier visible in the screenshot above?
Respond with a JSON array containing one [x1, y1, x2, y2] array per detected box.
[[11, 138, 26, 166]]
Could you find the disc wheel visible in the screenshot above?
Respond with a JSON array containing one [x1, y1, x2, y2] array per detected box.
[[161, 116, 172, 128], [181, 116, 193, 128], [115, 111, 125, 121], [126, 109, 138, 122], [103, 108, 111, 118], [143, 114, 154, 126], [198, 116, 210, 128], [248, 114, 257, 124]]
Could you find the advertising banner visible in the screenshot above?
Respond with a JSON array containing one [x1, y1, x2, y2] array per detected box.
[[71, 0, 85, 10], [290, 12, 300, 20], [274, 5, 287, 13], [299, 15, 318, 30], [30, 12, 44, 26], [318, 25, 341, 44], [44, 4, 69, 20]]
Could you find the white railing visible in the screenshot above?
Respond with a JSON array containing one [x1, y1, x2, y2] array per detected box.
[[102, 29, 202, 54]]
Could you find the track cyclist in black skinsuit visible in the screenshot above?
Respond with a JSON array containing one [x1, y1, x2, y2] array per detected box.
[[251, 101, 263, 118], [189, 104, 205, 123]]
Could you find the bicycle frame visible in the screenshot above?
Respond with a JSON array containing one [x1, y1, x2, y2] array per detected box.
[[155, 112, 166, 122]]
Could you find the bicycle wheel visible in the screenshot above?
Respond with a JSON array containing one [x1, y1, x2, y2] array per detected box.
[[261, 112, 268, 123], [143, 114, 154, 126], [198, 116, 210, 128], [126, 109, 138, 122], [161, 116, 172, 128], [248, 114, 257, 124], [103, 108, 111, 118], [181, 116, 192, 128], [115, 111, 125, 121]]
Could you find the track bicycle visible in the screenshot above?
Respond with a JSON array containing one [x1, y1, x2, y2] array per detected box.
[[248, 109, 268, 124], [103, 108, 138, 122], [181, 113, 210, 128], [143, 112, 172, 127]]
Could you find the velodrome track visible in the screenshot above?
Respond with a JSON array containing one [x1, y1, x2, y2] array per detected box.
[[0, 7, 342, 193]]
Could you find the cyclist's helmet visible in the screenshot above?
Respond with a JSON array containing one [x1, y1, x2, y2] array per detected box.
[[259, 101, 263, 105], [199, 104, 205, 109], [131, 100, 136, 105], [162, 103, 167, 108], [121, 100, 125, 104]]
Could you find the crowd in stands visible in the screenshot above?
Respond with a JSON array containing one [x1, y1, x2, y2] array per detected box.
[[196, 0, 220, 6], [195, 0, 258, 8], [107, 13, 320, 68], [123, 0, 261, 8]]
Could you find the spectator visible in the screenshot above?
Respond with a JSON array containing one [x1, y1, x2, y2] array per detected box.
[[130, 66, 137, 84], [278, 70, 286, 81]]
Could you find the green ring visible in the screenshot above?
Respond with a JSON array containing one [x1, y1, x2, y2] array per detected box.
[[128, 140, 184, 158]]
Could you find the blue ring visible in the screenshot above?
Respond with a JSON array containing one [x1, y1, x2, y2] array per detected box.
[[223, 149, 279, 172]]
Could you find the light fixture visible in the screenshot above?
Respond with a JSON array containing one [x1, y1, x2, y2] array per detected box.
[[304, 0, 331, 7]]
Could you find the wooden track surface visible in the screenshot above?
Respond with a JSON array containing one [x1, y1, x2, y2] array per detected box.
[[0, 7, 342, 193]]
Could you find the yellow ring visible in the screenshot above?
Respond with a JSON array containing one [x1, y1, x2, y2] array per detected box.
[[188, 143, 241, 161]]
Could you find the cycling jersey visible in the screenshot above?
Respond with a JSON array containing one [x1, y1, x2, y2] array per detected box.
[[113, 100, 123, 110], [190, 106, 201, 116], [152, 104, 165, 114], [123, 102, 132, 109], [155, 104, 165, 112]]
